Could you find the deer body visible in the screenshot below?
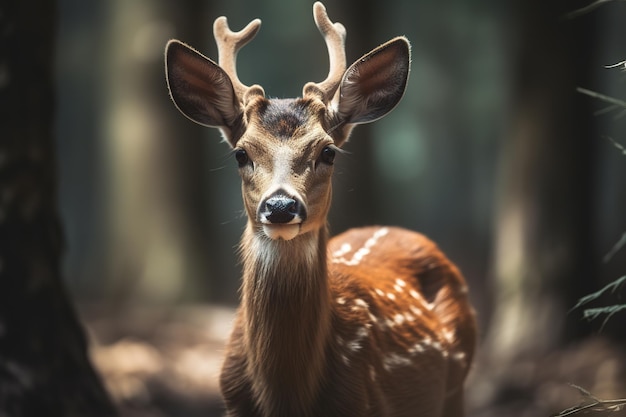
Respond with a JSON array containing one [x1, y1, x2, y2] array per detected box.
[[221, 225, 474, 417], [165, 3, 476, 416]]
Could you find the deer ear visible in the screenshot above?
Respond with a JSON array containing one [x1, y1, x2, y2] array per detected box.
[[335, 37, 410, 125], [165, 40, 242, 142]]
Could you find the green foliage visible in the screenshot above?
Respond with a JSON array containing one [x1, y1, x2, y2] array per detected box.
[[573, 85, 626, 331], [571, 275, 626, 311], [555, 4, 626, 416], [570, 276, 626, 330]]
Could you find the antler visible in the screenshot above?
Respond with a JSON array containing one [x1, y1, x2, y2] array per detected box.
[[213, 16, 264, 102], [303, 2, 347, 102]]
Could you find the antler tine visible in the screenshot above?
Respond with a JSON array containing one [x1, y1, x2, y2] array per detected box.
[[213, 16, 264, 102], [303, 2, 347, 102]]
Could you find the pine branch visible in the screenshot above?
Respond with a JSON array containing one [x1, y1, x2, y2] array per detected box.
[[570, 275, 626, 312], [552, 384, 626, 416], [564, 0, 621, 19], [577, 87, 626, 109], [604, 231, 626, 263]]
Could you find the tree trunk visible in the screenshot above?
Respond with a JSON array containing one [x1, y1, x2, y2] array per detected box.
[[485, 0, 597, 377], [0, 2, 117, 415]]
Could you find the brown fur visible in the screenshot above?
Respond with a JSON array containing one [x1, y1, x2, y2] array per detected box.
[[220, 225, 476, 417]]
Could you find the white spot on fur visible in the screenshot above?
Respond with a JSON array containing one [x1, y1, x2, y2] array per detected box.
[[387, 292, 396, 300], [352, 247, 370, 264], [393, 284, 403, 292], [417, 337, 448, 357], [395, 278, 406, 287], [452, 351, 466, 363], [331, 227, 389, 266], [408, 343, 425, 355], [443, 328, 455, 343], [336, 297, 346, 305], [404, 313, 415, 322], [374, 288, 385, 297], [393, 314, 405, 325], [383, 353, 412, 372], [347, 339, 362, 352], [346, 327, 369, 352], [409, 305, 423, 316], [409, 289, 434, 310], [367, 227, 389, 245], [356, 327, 369, 338], [354, 298, 369, 309], [368, 312, 378, 324], [338, 327, 370, 366], [431, 340, 446, 356], [332, 243, 352, 259]]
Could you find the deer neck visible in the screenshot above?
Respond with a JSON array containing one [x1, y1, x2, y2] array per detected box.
[[240, 224, 332, 414]]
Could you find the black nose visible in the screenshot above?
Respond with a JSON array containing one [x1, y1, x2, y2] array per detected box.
[[262, 195, 305, 224]]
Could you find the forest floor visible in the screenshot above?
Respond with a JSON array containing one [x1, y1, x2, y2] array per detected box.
[[81, 304, 626, 417]]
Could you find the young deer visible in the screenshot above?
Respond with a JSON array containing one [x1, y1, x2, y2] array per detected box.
[[165, 3, 476, 416]]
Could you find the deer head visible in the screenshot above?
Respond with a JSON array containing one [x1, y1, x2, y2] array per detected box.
[[165, 2, 410, 241]]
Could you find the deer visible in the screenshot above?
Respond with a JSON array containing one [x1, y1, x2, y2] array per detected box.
[[164, 3, 476, 416]]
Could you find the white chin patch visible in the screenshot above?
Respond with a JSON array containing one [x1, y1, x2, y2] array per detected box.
[[263, 224, 300, 241]]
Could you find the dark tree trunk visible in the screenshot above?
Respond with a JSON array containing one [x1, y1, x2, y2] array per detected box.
[[0, 2, 116, 416], [484, 0, 598, 388]]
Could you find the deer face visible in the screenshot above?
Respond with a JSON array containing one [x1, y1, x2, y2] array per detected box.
[[234, 97, 336, 240], [165, 2, 410, 241]]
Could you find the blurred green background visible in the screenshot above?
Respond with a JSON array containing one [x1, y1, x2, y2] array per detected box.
[[50, 0, 626, 415], [57, 0, 625, 314]]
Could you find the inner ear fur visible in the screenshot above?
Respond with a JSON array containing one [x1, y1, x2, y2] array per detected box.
[[165, 40, 243, 143], [335, 37, 411, 126]]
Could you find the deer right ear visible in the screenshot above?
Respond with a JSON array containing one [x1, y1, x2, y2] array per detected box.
[[165, 40, 242, 143], [334, 37, 410, 127]]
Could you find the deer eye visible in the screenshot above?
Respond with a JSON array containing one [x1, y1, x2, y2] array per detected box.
[[319, 146, 336, 165], [235, 149, 250, 167]]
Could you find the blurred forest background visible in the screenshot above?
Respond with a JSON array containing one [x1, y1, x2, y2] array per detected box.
[[2, 0, 626, 416]]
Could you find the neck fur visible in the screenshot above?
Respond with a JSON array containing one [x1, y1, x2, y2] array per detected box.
[[239, 224, 331, 416]]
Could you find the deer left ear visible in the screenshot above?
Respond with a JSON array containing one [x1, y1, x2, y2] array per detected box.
[[165, 40, 243, 144], [334, 37, 410, 126]]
